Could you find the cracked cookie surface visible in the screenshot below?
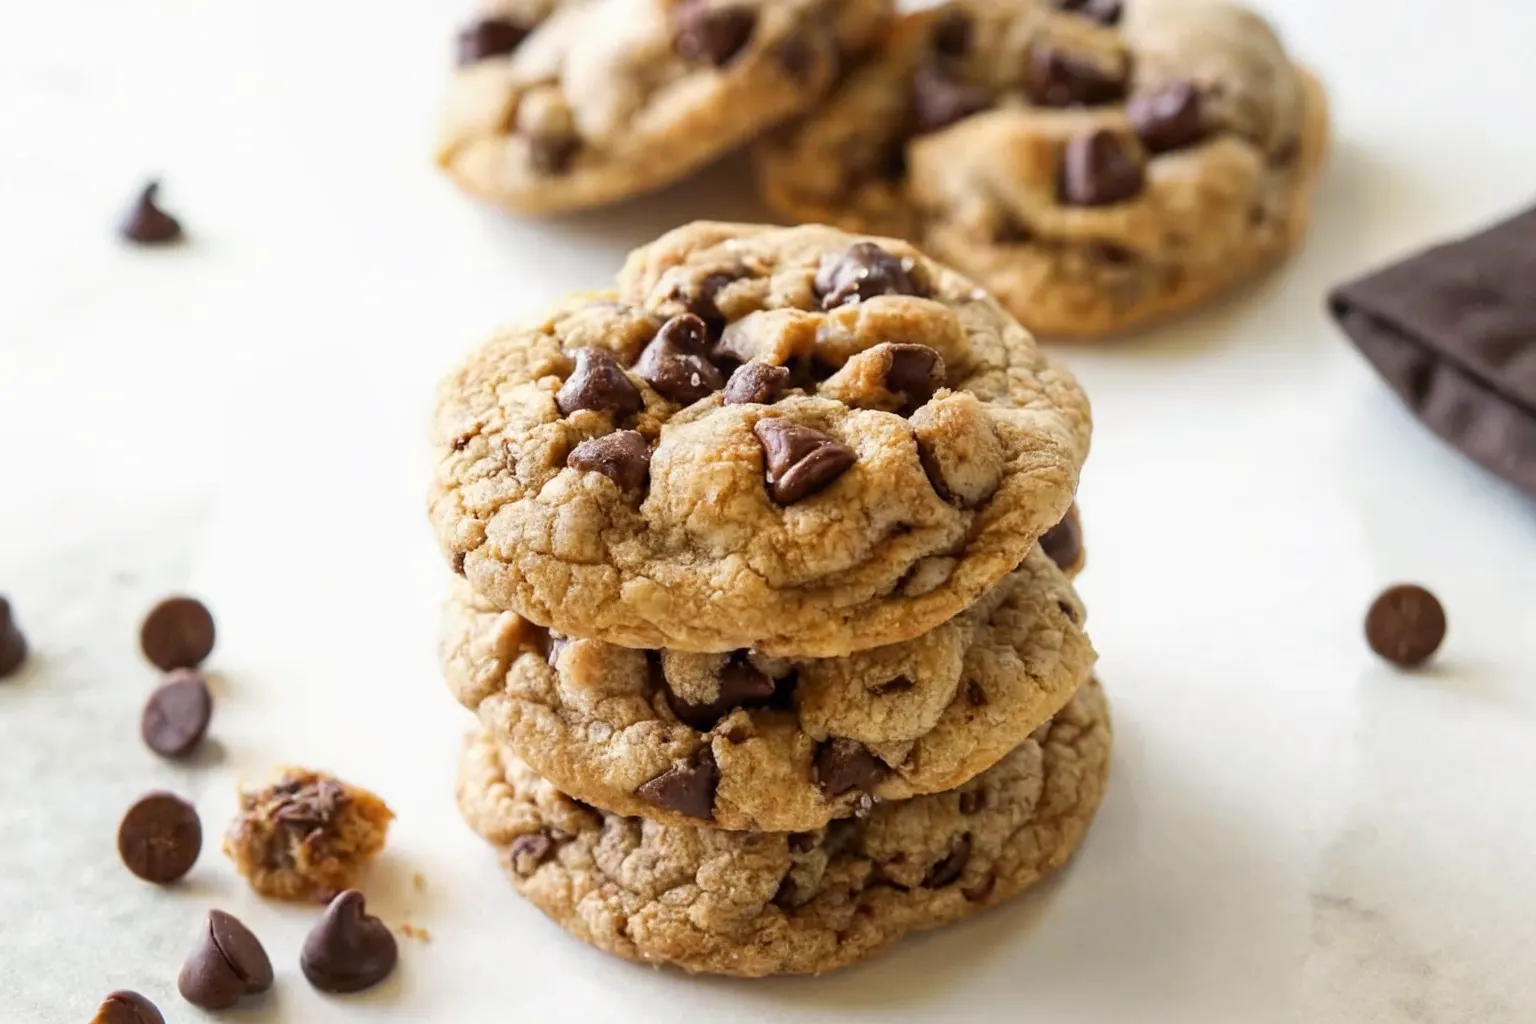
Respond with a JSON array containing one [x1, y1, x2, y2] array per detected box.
[[443, 543, 1093, 831], [756, 0, 1329, 338], [457, 677, 1110, 976], [439, 0, 891, 213], [430, 222, 1091, 656]]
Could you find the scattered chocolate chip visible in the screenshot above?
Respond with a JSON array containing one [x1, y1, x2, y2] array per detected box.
[[139, 596, 215, 671], [723, 362, 791, 405], [666, 655, 778, 730], [1023, 46, 1126, 108], [635, 747, 718, 820], [92, 990, 164, 1024], [883, 344, 946, 415], [788, 832, 819, 854], [508, 832, 554, 877], [301, 890, 399, 994], [1052, 0, 1123, 26], [910, 66, 993, 135], [634, 314, 725, 404], [1039, 506, 1082, 571], [1365, 584, 1447, 668], [813, 739, 888, 798], [556, 347, 644, 417], [456, 17, 529, 64], [753, 419, 857, 504], [1060, 129, 1144, 206], [0, 596, 27, 678], [119, 181, 183, 245], [178, 909, 274, 1011], [528, 132, 581, 174], [923, 834, 971, 887], [1129, 79, 1206, 154], [567, 430, 651, 493], [958, 789, 986, 814], [814, 242, 923, 309], [673, 1, 757, 67], [961, 874, 996, 901], [929, 8, 973, 57], [141, 669, 213, 759], [118, 791, 201, 883]]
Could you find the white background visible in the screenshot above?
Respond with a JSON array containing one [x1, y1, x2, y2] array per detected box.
[[2, 1, 1535, 1021]]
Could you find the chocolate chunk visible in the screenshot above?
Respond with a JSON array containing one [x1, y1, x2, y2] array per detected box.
[[753, 419, 857, 504], [673, 1, 757, 67], [92, 991, 164, 1024], [815, 242, 923, 309], [118, 791, 201, 883], [141, 669, 213, 759], [119, 181, 183, 245], [0, 596, 27, 678], [1023, 46, 1126, 107], [1365, 584, 1447, 669], [813, 739, 888, 798], [635, 314, 725, 404], [178, 909, 274, 1011], [883, 344, 946, 414], [910, 66, 993, 135], [508, 832, 554, 877], [301, 890, 399, 994], [1060, 130, 1144, 206], [635, 747, 718, 820], [929, 8, 973, 58], [723, 362, 791, 405], [1039, 505, 1082, 571], [456, 17, 529, 64], [556, 347, 644, 417], [922, 834, 971, 887], [139, 596, 215, 671], [1052, 0, 1123, 26], [1129, 79, 1206, 154], [567, 430, 651, 493], [666, 655, 778, 729]]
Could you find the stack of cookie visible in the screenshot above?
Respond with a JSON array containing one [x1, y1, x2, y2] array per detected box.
[[431, 221, 1107, 975]]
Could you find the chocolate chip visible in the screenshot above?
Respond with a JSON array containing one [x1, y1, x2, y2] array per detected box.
[[1060, 129, 1144, 206], [673, 1, 757, 67], [635, 747, 718, 820], [965, 680, 987, 706], [1039, 506, 1082, 571], [0, 596, 27, 678], [92, 991, 164, 1024], [772, 876, 803, 908], [910, 66, 993, 135], [118, 791, 201, 883], [528, 132, 581, 174], [178, 909, 274, 1011], [883, 344, 945, 414], [634, 314, 725, 404], [301, 890, 399, 994], [666, 655, 778, 730], [922, 834, 971, 887], [813, 739, 888, 798], [1052, 0, 1123, 26], [772, 35, 818, 83], [119, 181, 183, 245], [556, 347, 644, 417], [723, 362, 791, 405], [139, 596, 215, 671], [141, 669, 213, 759], [788, 832, 819, 854], [452, 551, 467, 576], [958, 789, 986, 814], [753, 419, 857, 504], [567, 430, 651, 493], [508, 832, 554, 877], [1129, 79, 1206, 154], [456, 17, 529, 64], [1023, 46, 1126, 107], [929, 8, 973, 57], [675, 271, 737, 334], [814, 242, 923, 309], [1365, 584, 1447, 668]]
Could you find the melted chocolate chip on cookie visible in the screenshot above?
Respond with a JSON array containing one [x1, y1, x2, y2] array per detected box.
[[1052, 0, 1124, 27], [813, 739, 888, 798], [1129, 79, 1207, 154], [634, 314, 725, 404], [557, 347, 644, 417], [1023, 46, 1127, 107], [1060, 130, 1145, 206], [754, 420, 857, 504], [911, 66, 993, 135], [636, 747, 719, 820], [673, 1, 757, 67], [456, 18, 531, 65], [815, 242, 923, 309], [567, 430, 652, 493]]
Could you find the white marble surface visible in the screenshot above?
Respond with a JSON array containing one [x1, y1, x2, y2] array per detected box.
[[3, 0, 1536, 1020]]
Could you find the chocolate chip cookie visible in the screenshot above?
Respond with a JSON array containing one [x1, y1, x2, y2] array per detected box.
[[443, 543, 1093, 830], [431, 222, 1091, 655], [457, 677, 1110, 976], [439, 0, 892, 213], [756, 0, 1330, 338]]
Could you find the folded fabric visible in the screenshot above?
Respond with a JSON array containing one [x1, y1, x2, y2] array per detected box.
[[1329, 205, 1536, 499]]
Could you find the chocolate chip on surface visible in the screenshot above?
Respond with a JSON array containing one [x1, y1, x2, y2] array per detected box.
[[301, 890, 399, 994], [929, 8, 973, 57], [922, 834, 972, 887], [1129, 79, 1206, 154], [666, 656, 778, 729], [815, 242, 922, 309], [567, 430, 652, 493], [882, 344, 945, 415], [119, 181, 183, 245], [141, 670, 213, 759], [508, 832, 555, 877], [179, 909, 274, 1010], [1039, 505, 1082, 571], [634, 314, 725, 404], [1052, 0, 1123, 26], [139, 596, 215, 671], [0, 596, 27, 678], [556, 347, 644, 417], [635, 747, 718, 819], [92, 991, 164, 1024], [910, 66, 993, 135], [118, 791, 202, 883], [1060, 129, 1145, 206], [1365, 584, 1447, 668], [673, 1, 757, 67], [723, 362, 791, 405], [1024, 46, 1126, 107], [753, 419, 857, 504], [813, 739, 888, 798], [456, 17, 529, 65]]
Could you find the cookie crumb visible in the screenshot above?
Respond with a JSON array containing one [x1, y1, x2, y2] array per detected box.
[[412, 872, 427, 892], [398, 923, 432, 943]]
